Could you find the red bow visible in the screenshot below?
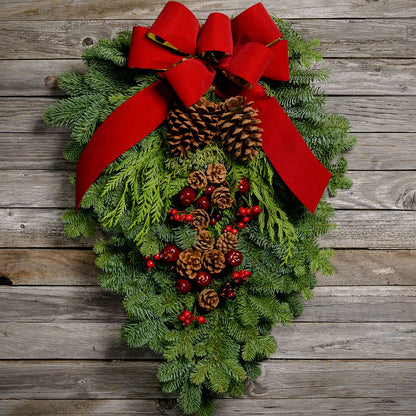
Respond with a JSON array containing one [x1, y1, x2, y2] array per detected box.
[[76, 2, 331, 213]]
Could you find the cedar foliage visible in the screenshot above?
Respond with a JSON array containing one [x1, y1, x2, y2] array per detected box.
[[44, 17, 354, 416]]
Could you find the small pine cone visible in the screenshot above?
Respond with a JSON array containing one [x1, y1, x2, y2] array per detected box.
[[166, 97, 218, 158], [195, 230, 214, 252], [198, 288, 219, 311], [176, 249, 202, 279], [206, 162, 227, 184], [211, 186, 234, 210], [201, 249, 226, 274], [218, 96, 263, 161], [190, 209, 210, 230], [187, 170, 208, 190], [216, 232, 238, 254]]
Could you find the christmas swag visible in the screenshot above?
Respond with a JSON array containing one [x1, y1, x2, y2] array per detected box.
[[44, 2, 355, 415]]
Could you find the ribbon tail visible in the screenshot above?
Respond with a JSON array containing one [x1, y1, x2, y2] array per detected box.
[[75, 80, 174, 210]]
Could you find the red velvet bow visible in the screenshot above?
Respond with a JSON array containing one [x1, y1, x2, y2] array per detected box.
[[76, 2, 331, 213]]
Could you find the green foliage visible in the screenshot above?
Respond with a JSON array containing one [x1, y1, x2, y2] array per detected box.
[[45, 16, 354, 416]]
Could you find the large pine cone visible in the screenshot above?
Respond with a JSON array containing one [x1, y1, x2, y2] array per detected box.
[[167, 97, 218, 158], [216, 232, 238, 254], [201, 249, 226, 274], [218, 96, 263, 161], [176, 249, 202, 279], [190, 209, 210, 230], [206, 162, 227, 184], [194, 230, 214, 253], [198, 289, 219, 311], [188, 170, 208, 190], [211, 186, 234, 210]]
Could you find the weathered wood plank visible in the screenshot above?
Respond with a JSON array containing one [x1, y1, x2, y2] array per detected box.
[[2, 209, 415, 249], [0, 360, 414, 399], [3, 170, 416, 210], [3, 59, 416, 97], [2, 19, 415, 59], [1, 322, 415, 360], [2, 286, 414, 323], [2, 0, 416, 20], [2, 97, 415, 134], [2, 249, 415, 286], [0, 249, 98, 285], [1, 133, 414, 171], [1, 398, 416, 416]]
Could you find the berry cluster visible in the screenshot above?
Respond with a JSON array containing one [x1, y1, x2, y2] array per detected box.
[[232, 269, 251, 283], [237, 205, 262, 226], [178, 310, 206, 326], [168, 208, 193, 223], [223, 225, 239, 235], [143, 244, 180, 271], [219, 282, 236, 300]]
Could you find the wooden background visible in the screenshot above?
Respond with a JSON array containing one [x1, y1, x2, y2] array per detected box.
[[1, 0, 416, 414]]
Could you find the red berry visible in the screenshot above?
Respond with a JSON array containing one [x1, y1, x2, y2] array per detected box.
[[190, 314, 195, 321], [252, 205, 261, 214], [227, 291, 236, 299], [226, 249, 243, 267], [196, 271, 211, 287], [178, 314, 186, 322], [210, 217, 217, 226], [196, 195, 210, 211], [238, 178, 250, 194], [178, 187, 196, 207], [231, 228, 238, 235], [174, 214, 180, 221], [219, 292, 227, 300], [246, 208, 252, 216], [215, 213, 222, 220], [146, 260, 155, 268], [171, 208, 178, 215], [205, 185, 216, 195], [153, 253, 161, 261], [225, 225, 232, 232], [241, 270, 250, 278], [197, 316, 206, 324], [179, 213, 186, 222], [238, 222, 246, 229], [163, 245, 180, 262], [184, 319, 191, 326], [175, 279, 191, 294], [185, 214, 193, 222], [232, 271, 240, 279], [183, 310, 191, 319], [170, 215, 174, 221], [243, 216, 250, 223]]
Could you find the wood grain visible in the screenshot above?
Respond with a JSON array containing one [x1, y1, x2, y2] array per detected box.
[[2, 59, 416, 97], [1, 0, 415, 20], [1, 322, 415, 360], [2, 19, 415, 60], [2, 209, 415, 248], [0, 360, 414, 399], [1, 398, 415, 416]]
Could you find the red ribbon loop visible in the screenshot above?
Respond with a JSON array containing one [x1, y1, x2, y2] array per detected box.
[[75, 2, 331, 214]]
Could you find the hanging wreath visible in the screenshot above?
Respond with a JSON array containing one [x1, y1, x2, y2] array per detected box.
[[44, 2, 355, 415]]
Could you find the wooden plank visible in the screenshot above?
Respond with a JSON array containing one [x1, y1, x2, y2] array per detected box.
[[0, 249, 98, 285], [1, 209, 415, 249], [1, 322, 415, 360], [1, 286, 414, 323], [1, 398, 416, 416], [3, 170, 416, 210], [1, 19, 415, 60], [1, 248, 415, 286], [3, 59, 416, 97], [2, 97, 415, 134], [1, 0, 416, 20], [0, 360, 414, 399], [1, 132, 414, 171]]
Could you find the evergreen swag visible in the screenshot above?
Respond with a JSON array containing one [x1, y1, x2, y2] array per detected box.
[[44, 14, 355, 416]]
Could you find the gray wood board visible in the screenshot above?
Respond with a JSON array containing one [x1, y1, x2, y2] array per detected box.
[[2, 97, 415, 133], [2, 59, 416, 96], [1, 248, 415, 286], [1, 0, 415, 20], [0, 360, 414, 399], [1, 322, 415, 360]]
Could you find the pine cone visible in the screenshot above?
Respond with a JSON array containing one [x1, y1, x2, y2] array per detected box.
[[194, 230, 214, 252], [176, 249, 202, 279], [211, 186, 234, 210], [198, 288, 219, 311], [216, 232, 238, 254], [201, 249, 226, 274], [218, 96, 263, 161], [190, 209, 210, 230], [187, 170, 208, 190], [167, 97, 218, 158], [206, 162, 227, 184]]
